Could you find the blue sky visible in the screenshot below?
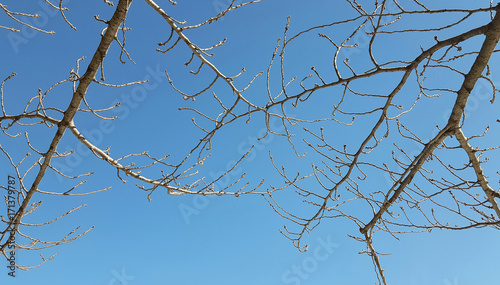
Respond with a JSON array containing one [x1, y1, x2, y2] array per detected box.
[[1, 0, 500, 284]]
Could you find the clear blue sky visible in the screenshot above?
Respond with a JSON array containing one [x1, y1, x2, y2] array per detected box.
[[1, 0, 499, 284]]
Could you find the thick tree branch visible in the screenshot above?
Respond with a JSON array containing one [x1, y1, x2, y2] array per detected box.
[[455, 129, 500, 219], [1, 0, 133, 254], [360, 4, 500, 235]]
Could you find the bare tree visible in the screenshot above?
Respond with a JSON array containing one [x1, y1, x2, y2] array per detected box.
[[1, 0, 500, 283]]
